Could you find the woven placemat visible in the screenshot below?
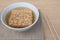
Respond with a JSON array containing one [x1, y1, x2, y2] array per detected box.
[[0, 14, 44, 40]]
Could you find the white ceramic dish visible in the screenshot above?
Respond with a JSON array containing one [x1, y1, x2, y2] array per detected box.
[[0, 2, 39, 31]]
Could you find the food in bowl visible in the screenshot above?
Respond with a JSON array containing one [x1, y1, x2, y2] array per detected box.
[[6, 7, 35, 28]]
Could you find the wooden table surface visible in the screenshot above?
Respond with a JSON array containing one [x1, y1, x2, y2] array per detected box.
[[0, 0, 60, 40]]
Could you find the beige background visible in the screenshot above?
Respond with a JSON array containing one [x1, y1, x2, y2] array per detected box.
[[0, 0, 60, 40]]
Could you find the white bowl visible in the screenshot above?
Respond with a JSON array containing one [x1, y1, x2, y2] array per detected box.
[[1, 2, 39, 31]]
